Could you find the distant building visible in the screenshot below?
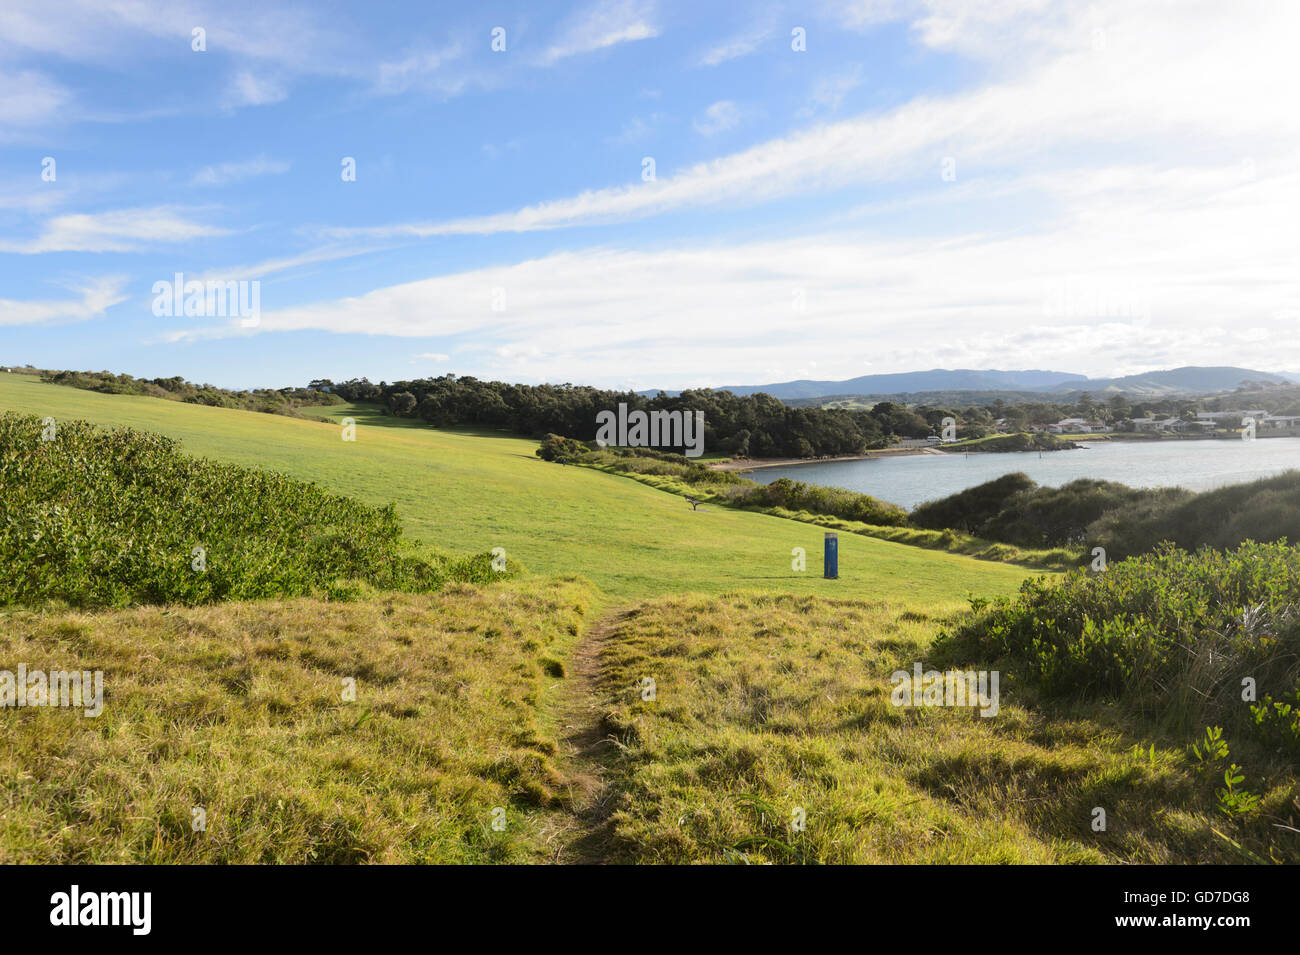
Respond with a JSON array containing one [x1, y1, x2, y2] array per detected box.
[[1054, 418, 1110, 434]]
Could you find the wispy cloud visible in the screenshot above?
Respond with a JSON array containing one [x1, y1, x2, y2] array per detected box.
[[608, 113, 664, 145], [540, 0, 659, 64], [693, 100, 741, 135], [222, 71, 288, 108], [319, 1, 1300, 242], [172, 141, 1300, 383], [0, 69, 70, 130], [801, 65, 864, 115], [372, 43, 468, 96], [191, 156, 291, 186], [0, 206, 229, 254], [697, 21, 773, 66], [0, 276, 127, 326]]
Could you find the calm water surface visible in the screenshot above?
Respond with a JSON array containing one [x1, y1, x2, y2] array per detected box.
[[749, 438, 1300, 510]]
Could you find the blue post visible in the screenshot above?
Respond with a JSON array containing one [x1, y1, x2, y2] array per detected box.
[[824, 531, 838, 579]]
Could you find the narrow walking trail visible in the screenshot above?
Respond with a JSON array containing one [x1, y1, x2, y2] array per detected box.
[[544, 608, 633, 864]]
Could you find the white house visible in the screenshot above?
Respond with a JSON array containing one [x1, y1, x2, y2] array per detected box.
[[1054, 418, 1110, 434]]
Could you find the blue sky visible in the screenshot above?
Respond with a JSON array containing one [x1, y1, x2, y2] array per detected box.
[[2, 0, 1298, 390]]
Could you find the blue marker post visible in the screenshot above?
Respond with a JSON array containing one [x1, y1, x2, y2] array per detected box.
[[824, 531, 838, 579]]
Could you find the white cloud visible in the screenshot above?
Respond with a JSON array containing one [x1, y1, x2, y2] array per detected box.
[[609, 113, 663, 145], [0, 69, 70, 129], [192, 156, 290, 186], [693, 100, 741, 136], [323, 1, 1300, 242], [698, 24, 771, 66], [372, 43, 467, 96], [540, 0, 658, 64], [802, 65, 864, 114], [0, 276, 127, 326], [223, 71, 287, 108], [0, 206, 229, 253], [411, 352, 450, 362], [177, 159, 1300, 383]]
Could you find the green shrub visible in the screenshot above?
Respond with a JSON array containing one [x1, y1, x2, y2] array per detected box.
[[733, 477, 908, 526], [1090, 470, 1300, 559], [913, 473, 1187, 549], [912, 473, 1036, 534], [1251, 688, 1300, 756], [0, 413, 510, 608], [535, 434, 592, 462], [935, 541, 1300, 734]]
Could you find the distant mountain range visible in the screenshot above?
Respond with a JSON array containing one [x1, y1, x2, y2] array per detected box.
[[712, 369, 1089, 398], [643, 366, 1299, 401]]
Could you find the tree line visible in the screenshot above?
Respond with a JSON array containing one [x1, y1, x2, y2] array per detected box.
[[316, 375, 990, 456]]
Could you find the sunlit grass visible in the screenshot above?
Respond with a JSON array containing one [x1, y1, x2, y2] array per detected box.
[[0, 576, 597, 863], [0, 375, 1036, 607]]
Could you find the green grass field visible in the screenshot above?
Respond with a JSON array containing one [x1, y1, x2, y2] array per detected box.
[[0, 374, 1032, 608], [16, 373, 1177, 865], [4, 374, 1293, 864], [0, 577, 598, 863], [587, 592, 1270, 864]]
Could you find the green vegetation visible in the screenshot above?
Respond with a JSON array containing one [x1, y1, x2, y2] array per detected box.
[[1093, 470, 1300, 559], [0, 576, 597, 863], [564, 445, 909, 525], [39, 368, 341, 417], [917, 468, 1300, 557], [586, 591, 1295, 863], [0, 375, 1033, 605], [562, 447, 1074, 570], [937, 543, 1300, 733], [931, 542, 1300, 860], [13, 371, 1296, 865], [328, 374, 905, 456], [0, 412, 501, 609], [912, 473, 1188, 549]]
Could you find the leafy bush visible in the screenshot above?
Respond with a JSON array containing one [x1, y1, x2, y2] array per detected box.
[[912, 473, 1036, 534], [40, 369, 341, 417], [935, 541, 1300, 734], [914, 473, 1186, 548], [1090, 469, 1300, 559], [731, 477, 909, 526], [0, 413, 509, 608], [1251, 689, 1300, 756], [535, 434, 592, 462]]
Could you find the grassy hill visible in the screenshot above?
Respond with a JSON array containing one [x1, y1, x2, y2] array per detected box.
[[0, 577, 597, 863], [0, 373, 1030, 608], [2, 372, 1295, 864], [587, 592, 1294, 863]]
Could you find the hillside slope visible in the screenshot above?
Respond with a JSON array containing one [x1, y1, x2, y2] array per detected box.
[[0, 576, 597, 863], [0, 374, 1032, 606]]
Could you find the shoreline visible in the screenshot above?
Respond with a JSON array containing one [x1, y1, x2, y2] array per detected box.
[[710, 447, 941, 471], [710, 431, 1300, 472]]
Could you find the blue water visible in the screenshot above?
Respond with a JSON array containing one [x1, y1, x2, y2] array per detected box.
[[747, 438, 1300, 511]]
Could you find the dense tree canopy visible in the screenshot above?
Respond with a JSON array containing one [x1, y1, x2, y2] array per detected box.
[[325, 375, 924, 457]]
